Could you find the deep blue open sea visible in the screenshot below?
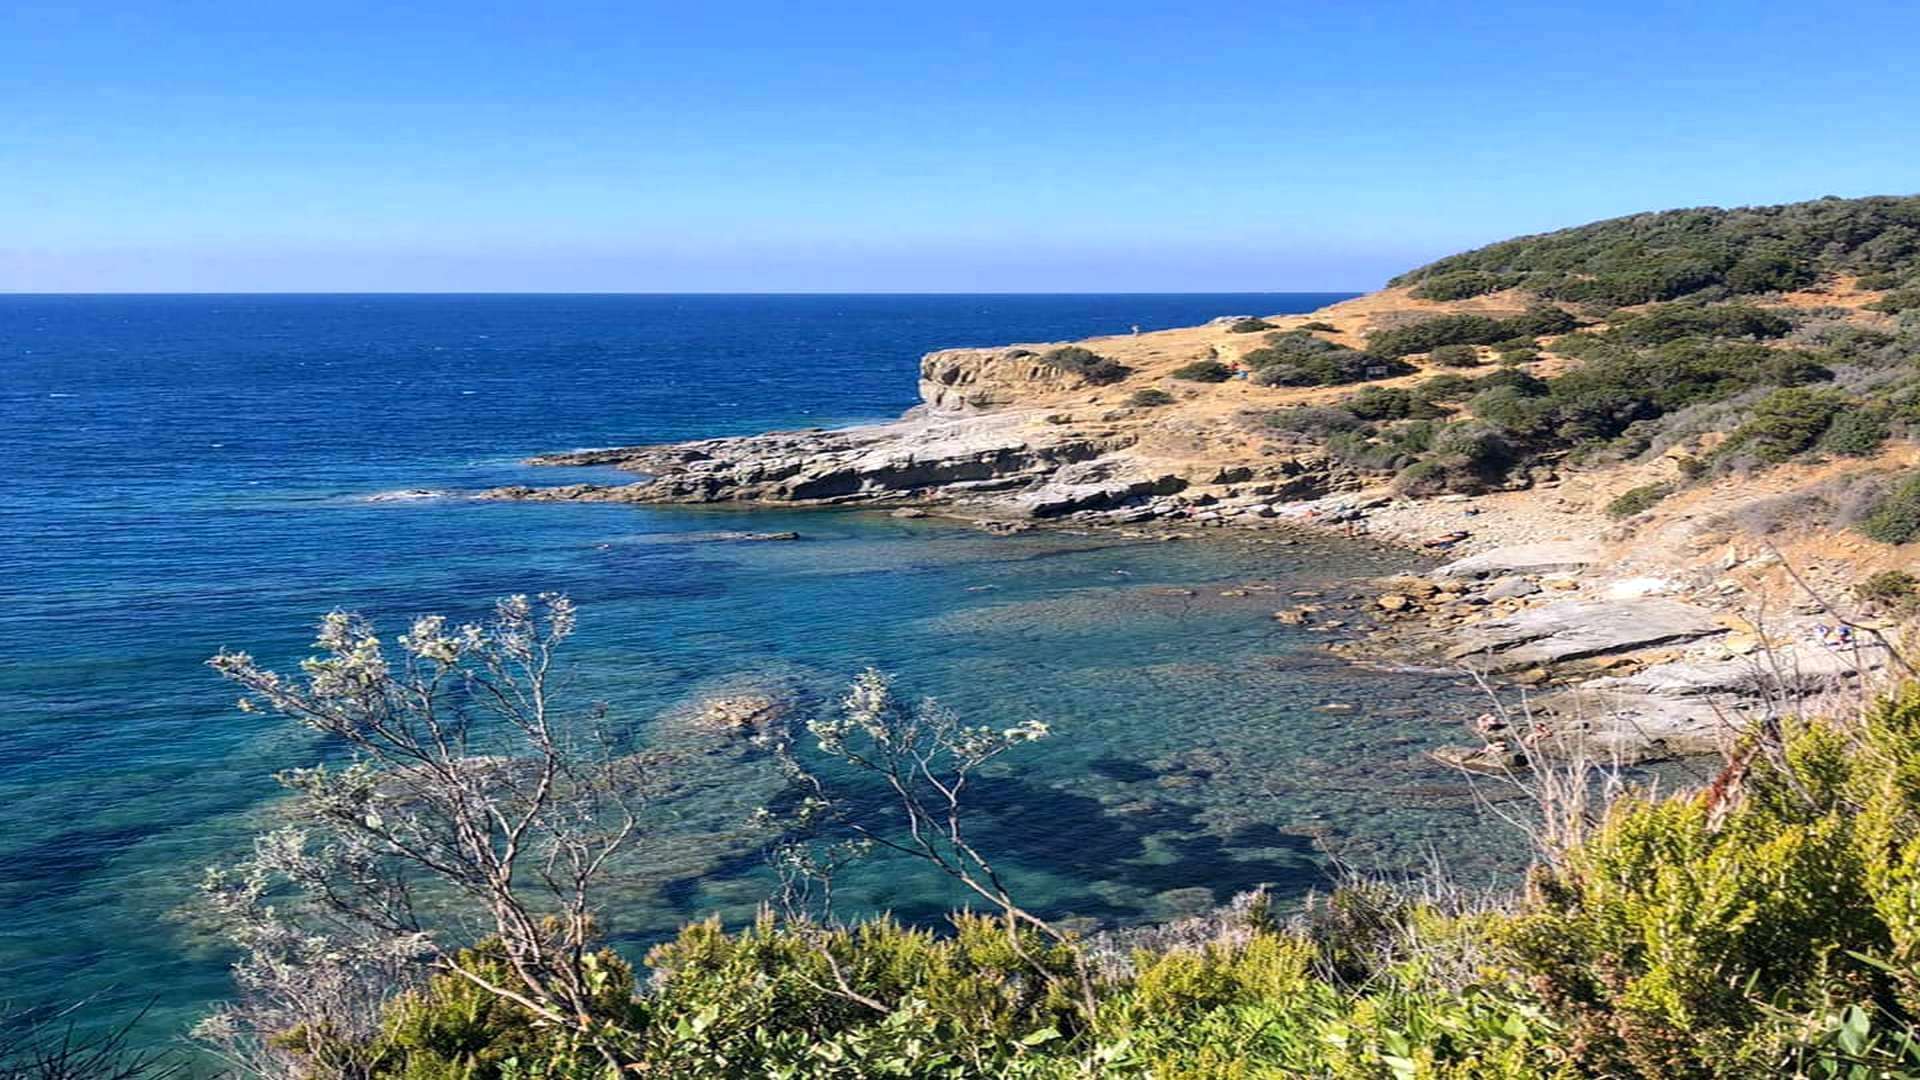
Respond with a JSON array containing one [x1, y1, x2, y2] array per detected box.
[[0, 293, 1512, 1042]]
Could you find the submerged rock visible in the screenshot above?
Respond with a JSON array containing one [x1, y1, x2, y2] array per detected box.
[[688, 694, 790, 735]]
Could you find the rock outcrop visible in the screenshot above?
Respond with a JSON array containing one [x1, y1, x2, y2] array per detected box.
[[919, 347, 1103, 414], [1446, 598, 1726, 672], [484, 409, 1140, 512], [480, 315, 1373, 518], [1431, 541, 1602, 581]]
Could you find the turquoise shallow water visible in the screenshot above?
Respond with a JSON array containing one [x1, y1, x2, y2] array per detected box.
[[0, 293, 1515, 1041]]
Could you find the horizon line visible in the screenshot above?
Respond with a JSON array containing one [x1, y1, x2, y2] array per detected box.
[[0, 288, 1370, 298]]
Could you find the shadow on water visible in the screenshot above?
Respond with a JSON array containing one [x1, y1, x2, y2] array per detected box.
[[1089, 756, 1158, 783], [0, 822, 165, 906], [625, 762, 1339, 941], [958, 775, 1329, 910]]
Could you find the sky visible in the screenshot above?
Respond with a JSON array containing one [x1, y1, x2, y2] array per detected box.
[[2, 1, 1917, 293]]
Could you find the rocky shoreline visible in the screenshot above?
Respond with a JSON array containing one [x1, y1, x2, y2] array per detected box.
[[1324, 539, 1895, 769], [481, 309, 1902, 770]]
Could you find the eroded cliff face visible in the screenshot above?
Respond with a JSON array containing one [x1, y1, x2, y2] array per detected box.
[[919, 347, 1095, 414]]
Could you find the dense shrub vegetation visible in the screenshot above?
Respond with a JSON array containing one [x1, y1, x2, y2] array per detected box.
[[1344, 385, 1443, 421], [1126, 387, 1175, 407], [1242, 330, 1415, 387], [1407, 269, 1518, 301], [1857, 569, 1920, 609], [1264, 289, 1920, 494], [1871, 288, 1920, 314], [1364, 307, 1578, 359], [1169, 359, 1231, 382], [1392, 194, 1920, 305], [1824, 407, 1893, 457], [1038, 346, 1131, 385], [1715, 387, 1849, 463], [1607, 302, 1795, 344], [1251, 197, 1920, 496], [1226, 317, 1275, 333], [1428, 343, 1481, 368], [219, 674, 1920, 1078]]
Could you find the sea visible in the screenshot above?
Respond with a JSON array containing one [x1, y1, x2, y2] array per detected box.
[[0, 293, 1514, 1042]]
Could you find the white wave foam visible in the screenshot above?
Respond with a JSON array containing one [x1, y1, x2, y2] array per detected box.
[[364, 489, 449, 503]]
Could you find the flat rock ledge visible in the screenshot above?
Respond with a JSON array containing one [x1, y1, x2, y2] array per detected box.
[[1431, 541, 1602, 580], [1529, 642, 1893, 760], [1445, 598, 1726, 673], [1362, 548, 1900, 766]]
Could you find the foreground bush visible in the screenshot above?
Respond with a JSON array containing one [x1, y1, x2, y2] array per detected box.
[[199, 598, 1920, 1078], [267, 683, 1920, 1078]]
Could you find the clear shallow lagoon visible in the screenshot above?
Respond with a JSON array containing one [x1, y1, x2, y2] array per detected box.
[[0, 294, 1511, 1038]]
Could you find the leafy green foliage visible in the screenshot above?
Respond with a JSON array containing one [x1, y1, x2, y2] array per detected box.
[[376, 943, 638, 1080], [1429, 344, 1481, 368], [1507, 686, 1920, 1076], [1037, 346, 1130, 385], [1390, 423, 1515, 494], [1412, 373, 1485, 404], [1394, 195, 1920, 305], [1126, 387, 1175, 407], [1169, 360, 1231, 383], [1227, 317, 1275, 333], [1483, 337, 1832, 448], [1493, 337, 1540, 364]]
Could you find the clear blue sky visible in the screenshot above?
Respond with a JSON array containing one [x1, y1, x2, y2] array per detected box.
[[3, 1, 1916, 292]]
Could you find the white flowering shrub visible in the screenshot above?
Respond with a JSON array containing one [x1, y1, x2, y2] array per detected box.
[[201, 594, 646, 1076]]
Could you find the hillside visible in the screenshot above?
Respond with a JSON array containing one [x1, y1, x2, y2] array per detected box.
[[1393, 194, 1920, 305], [504, 194, 1920, 541], [493, 194, 1920, 762]]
